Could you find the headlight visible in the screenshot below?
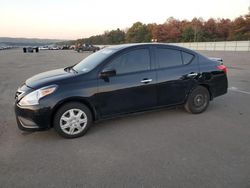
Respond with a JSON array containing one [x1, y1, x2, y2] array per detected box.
[[19, 85, 57, 106]]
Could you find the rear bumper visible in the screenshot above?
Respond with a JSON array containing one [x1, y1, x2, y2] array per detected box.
[[211, 74, 228, 98]]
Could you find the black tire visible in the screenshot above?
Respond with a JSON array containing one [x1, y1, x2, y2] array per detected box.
[[184, 86, 210, 114], [53, 102, 92, 138]]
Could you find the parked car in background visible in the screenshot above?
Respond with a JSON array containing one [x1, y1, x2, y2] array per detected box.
[[15, 43, 228, 138], [23, 47, 39, 53], [76, 43, 100, 52], [0, 46, 16, 50], [61, 45, 70, 50], [39, 46, 49, 50], [49, 46, 60, 50]]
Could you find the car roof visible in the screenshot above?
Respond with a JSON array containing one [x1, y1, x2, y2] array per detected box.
[[106, 43, 195, 54]]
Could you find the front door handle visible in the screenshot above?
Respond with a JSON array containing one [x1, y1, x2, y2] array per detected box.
[[141, 78, 152, 84]]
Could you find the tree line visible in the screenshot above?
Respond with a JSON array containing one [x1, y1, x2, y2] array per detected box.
[[75, 13, 250, 45]]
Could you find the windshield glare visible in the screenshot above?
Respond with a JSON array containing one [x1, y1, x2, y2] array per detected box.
[[73, 48, 115, 73]]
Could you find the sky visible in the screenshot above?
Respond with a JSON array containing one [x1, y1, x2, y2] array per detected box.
[[0, 0, 249, 40]]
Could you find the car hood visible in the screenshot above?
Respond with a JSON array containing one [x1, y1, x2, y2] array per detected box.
[[26, 68, 75, 89]]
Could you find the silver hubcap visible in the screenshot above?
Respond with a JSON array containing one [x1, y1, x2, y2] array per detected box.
[[60, 109, 87, 135]]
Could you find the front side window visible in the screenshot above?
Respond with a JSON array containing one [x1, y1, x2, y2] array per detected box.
[[157, 48, 182, 68], [105, 49, 150, 75]]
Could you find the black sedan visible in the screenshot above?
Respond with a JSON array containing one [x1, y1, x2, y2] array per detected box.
[[14, 43, 228, 138]]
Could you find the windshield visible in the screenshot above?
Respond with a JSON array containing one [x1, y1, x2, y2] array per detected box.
[[73, 48, 116, 73]]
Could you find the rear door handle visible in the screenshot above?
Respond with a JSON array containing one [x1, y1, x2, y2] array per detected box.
[[141, 79, 152, 84], [187, 73, 198, 77]]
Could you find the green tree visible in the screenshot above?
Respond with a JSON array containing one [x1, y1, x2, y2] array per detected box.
[[125, 22, 151, 43], [182, 27, 195, 42], [106, 29, 125, 44]]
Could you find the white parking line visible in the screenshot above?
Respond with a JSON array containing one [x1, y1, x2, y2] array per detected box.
[[228, 87, 250, 95]]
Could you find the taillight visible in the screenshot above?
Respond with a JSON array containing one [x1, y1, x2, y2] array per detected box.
[[217, 65, 227, 74]]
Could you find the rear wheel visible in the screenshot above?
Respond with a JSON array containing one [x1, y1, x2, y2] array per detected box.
[[53, 102, 92, 138], [185, 86, 210, 114]]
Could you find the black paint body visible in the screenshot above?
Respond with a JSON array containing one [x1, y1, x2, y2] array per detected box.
[[14, 43, 228, 130]]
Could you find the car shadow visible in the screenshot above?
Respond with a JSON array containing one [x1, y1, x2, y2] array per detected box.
[[17, 102, 223, 141], [87, 106, 187, 136], [16, 106, 186, 140]]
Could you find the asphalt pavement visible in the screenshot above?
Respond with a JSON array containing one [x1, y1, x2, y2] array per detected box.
[[0, 49, 250, 188]]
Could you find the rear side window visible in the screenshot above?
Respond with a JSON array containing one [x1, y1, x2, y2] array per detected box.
[[157, 48, 182, 68], [105, 48, 150, 74], [182, 51, 194, 64]]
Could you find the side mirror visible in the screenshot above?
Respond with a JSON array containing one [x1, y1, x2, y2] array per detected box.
[[99, 69, 116, 78]]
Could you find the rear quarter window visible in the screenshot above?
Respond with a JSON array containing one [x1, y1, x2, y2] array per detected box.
[[182, 51, 194, 64]]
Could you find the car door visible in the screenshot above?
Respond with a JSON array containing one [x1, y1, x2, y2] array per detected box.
[[96, 47, 157, 117], [155, 47, 199, 106]]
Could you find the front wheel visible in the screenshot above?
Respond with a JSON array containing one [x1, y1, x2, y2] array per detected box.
[[53, 102, 92, 138], [185, 86, 210, 114]]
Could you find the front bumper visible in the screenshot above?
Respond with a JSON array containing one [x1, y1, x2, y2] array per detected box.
[[15, 102, 52, 131]]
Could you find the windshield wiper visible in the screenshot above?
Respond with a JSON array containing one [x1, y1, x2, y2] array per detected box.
[[64, 66, 78, 73], [64, 66, 70, 72], [70, 67, 78, 73]]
